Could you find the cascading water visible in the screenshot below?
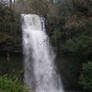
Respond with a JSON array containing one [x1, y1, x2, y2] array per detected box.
[[21, 14, 64, 92]]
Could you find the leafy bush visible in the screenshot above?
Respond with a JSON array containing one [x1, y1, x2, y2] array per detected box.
[[0, 75, 27, 92], [79, 61, 92, 92]]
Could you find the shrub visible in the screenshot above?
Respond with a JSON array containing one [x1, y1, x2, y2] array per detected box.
[[79, 61, 92, 92], [0, 74, 27, 92]]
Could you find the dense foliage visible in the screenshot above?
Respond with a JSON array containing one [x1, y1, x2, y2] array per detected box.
[[0, 2, 24, 92], [0, 75, 27, 92], [79, 61, 92, 92], [0, 1, 22, 53], [0, 0, 92, 92]]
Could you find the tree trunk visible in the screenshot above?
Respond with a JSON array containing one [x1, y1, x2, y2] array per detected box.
[[10, 0, 12, 9], [13, 0, 16, 9]]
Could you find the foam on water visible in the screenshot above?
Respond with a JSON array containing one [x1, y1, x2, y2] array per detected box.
[[21, 14, 64, 92]]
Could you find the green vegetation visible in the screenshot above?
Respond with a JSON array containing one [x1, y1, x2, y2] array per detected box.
[[0, 1, 24, 92], [79, 61, 92, 92], [0, 0, 92, 92], [0, 1, 22, 53], [0, 74, 27, 92]]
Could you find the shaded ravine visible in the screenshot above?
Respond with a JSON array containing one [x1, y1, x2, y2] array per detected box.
[[21, 14, 64, 92]]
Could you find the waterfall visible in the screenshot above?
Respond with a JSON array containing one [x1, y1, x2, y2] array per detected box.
[[21, 14, 64, 92]]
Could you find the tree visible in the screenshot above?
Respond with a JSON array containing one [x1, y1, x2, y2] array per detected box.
[[10, 0, 12, 9]]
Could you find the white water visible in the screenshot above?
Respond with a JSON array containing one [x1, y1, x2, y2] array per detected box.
[[21, 14, 64, 92]]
